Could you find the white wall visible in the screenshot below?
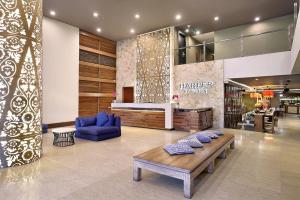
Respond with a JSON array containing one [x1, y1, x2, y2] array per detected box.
[[42, 17, 79, 124], [291, 14, 300, 73], [224, 51, 291, 79]]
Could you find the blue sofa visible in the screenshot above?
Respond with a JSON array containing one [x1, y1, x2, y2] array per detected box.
[[75, 112, 121, 141]]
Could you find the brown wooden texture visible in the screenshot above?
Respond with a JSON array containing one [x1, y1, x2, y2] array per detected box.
[[112, 109, 165, 129], [123, 87, 134, 103], [79, 31, 116, 117], [134, 133, 234, 173], [173, 109, 213, 131], [79, 97, 98, 117]]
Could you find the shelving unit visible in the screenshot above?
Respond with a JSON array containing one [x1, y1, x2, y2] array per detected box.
[[224, 83, 243, 129], [79, 31, 117, 117]]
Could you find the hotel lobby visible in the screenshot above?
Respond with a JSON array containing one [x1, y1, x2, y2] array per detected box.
[[1, 0, 300, 199]]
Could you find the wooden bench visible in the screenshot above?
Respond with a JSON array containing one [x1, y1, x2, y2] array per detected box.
[[133, 133, 235, 198]]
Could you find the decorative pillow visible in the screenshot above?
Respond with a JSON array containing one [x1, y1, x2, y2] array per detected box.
[[103, 114, 115, 127], [164, 143, 194, 155], [189, 134, 212, 143], [96, 112, 108, 127], [199, 131, 219, 139], [212, 130, 224, 136], [178, 137, 203, 148], [79, 116, 97, 127]]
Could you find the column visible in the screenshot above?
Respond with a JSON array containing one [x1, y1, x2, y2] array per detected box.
[[0, 0, 43, 168]]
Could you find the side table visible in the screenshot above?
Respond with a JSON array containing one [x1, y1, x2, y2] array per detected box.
[[52, 128, 76, 147]]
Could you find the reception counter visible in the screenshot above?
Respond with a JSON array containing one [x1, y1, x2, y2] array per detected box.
[[111, 103, 214, 131], [111, 103, 176, 129]]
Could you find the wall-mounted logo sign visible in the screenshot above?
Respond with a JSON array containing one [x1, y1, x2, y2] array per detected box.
[[180, 81, 214, 94]]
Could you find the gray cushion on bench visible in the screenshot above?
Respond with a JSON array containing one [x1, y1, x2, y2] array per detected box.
[[164, 143, 194, 155], [178, 137, 203, 148]]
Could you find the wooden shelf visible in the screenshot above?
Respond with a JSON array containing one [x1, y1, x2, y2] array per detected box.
[[80, 93, 115, 97], [80, 45, 117, 59], [79, 61, 116, 71], [79, 76, 116, 83]]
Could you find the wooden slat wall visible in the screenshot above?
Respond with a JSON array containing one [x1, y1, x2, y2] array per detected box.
[[79, 31, 117, 117]]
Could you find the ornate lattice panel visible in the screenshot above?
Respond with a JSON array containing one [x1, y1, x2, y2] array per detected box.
[[136, 28, 171, 103], [0, 0, 42, 168]]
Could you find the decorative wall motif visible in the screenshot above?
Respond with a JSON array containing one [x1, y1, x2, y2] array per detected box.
[[173, 61, 224, 128], [0, 0, 42, 168], [136, 28, 171, 103]]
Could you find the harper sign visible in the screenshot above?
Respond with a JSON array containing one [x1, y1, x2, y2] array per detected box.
[[179, 81, 214, 94]]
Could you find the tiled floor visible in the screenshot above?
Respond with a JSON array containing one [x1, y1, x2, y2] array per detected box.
[[0, 115, 300, 200]]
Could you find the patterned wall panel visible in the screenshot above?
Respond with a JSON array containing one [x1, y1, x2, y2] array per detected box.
[[0, 0, 42, 168], [136, 28, 171, 103]]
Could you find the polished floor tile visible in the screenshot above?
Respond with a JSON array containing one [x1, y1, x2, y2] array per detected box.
[[0, 115, 300, 200]]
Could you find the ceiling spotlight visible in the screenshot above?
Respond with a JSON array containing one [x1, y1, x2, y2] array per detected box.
[[96, 28, 102, 33], [135, 14, 140, 19], [175, 14, 182, 20], [195, 30, 201, 35], [254, 16, 261, 22], [255, 78, 259, 81], [50, 10, 56, 16], [130, 28, 135, 34], [185, 29, 189, 33], [93, 12, 99, 18], [214, 16, 219, 21]]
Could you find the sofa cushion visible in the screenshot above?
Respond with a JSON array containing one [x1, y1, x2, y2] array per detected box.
[[79, 116, 97, 127], [97, 112, 108, 127], [103, 114, 115, 127], [164, 143, 194, 155], [178, 137, 203, 148], [77, 126, 119, 136]]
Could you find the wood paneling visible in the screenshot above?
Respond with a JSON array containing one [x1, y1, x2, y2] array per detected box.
[[100, 82, 116, 93], [79, 31, 116, 117], [99, 68, 116, 80], [79, 97, 98, 117], [112, 109, 165, 129], [173, 109, 213, 131]]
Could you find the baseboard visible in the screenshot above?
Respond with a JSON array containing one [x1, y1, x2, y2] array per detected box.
[[47, 121, 75, 129]]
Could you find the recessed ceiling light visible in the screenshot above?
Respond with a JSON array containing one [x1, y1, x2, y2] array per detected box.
[[196, 30, 201, 35], [256, 78, 259, 81], [96, 28, 102, 33], [93, 12, 99, 18], [135, 14, 140, 19], [214, 16, 219, 21], [185, 29, 189, 33], [254, 16, 261, 22], [50, 10, 56, 16], [130, 28, 135, 34], [175, 14, 182, 20]]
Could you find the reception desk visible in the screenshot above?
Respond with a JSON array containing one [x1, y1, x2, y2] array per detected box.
[[111, 103, 176, 129], [111, 103, 214, 131]]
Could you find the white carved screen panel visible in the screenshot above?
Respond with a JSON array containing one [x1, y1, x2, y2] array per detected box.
[[136, 28, 171, 103], [0, 0, 42, 168]]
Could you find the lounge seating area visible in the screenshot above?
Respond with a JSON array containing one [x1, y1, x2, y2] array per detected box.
[[75, 112, 121, 141]]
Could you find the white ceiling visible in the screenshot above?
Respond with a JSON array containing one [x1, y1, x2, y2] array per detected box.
[[43, 0, 295, 41]]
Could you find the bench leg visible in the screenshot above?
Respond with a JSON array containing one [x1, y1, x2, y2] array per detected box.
[[230, 141, 235, 149], [133, 162, 142, 181], [183, 174, 193, 199], [219, 150, 227, 159], [207, 160, 215, 174]]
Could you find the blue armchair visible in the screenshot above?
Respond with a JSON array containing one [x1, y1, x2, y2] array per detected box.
[[75, 112, 121, 141]]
